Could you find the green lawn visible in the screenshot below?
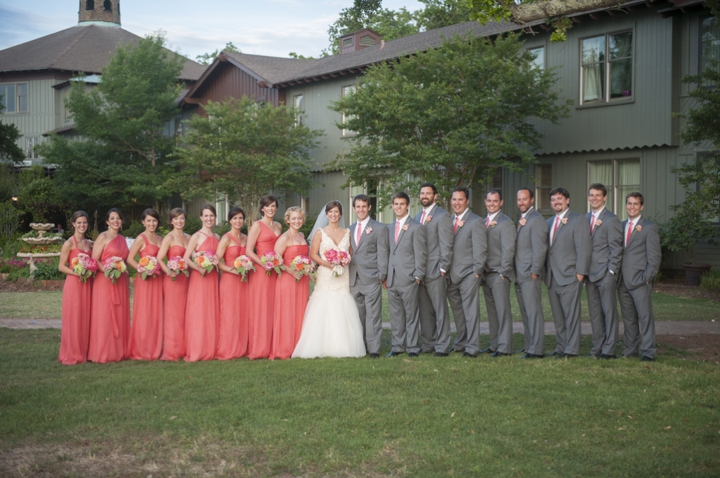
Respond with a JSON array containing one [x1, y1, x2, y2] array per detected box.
[[0, 329, 718, 477]]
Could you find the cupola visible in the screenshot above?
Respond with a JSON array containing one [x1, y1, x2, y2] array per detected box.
[[78, 0, 121, 26]]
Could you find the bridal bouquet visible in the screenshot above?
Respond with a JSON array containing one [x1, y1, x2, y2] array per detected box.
[[71, 253, 98, 283], [324, 248, 351, 277], [193, 251, 219, 275], [103, 256, 127, 284], [261, 251, 283, 277], [289, 254, 313, 282], [166, 256, 189, 281], [232, 254, 255, 282], [137, 256, 161, 280]]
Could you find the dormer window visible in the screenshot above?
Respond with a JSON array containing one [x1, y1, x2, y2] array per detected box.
[[86, 0, 94, 10], [104, 0, 112, 12]]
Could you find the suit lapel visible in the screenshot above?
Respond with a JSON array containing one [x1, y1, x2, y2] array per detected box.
[[627, 217, 642, 247]]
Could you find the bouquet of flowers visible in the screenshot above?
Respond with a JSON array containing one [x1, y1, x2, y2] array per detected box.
[[289, 254, 314, 282], [166, 256, 189, 281], [232, 254, 255, 282], [71, 253, 98, 283], [103, 256, 127, 284], [137, 256, 161, 280], [261, 251, 283, 276], [193, 251, 219, 275], [324, 248, 351, 277]]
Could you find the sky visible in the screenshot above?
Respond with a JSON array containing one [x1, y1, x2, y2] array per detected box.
[[0, 0, 425, 61]]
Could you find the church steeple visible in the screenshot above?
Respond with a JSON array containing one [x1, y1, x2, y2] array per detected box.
[[78, 0, 121, 26]]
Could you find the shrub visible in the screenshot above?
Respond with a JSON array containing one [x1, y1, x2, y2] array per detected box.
[[122, 221, 145, 239], [7, 263, 31, 281], [700, 269, 720, 292], [0, 257, 27, 274], [184, 216, 202, 235], [33, 258, 65, 281]]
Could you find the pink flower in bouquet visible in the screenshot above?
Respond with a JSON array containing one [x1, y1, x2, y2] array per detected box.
[[137, 256, 160, 280], [261, 251, 283, 276], [71, 253, 98, 283], [103, 256, 127, 284], [166, 256, 189, 281], [194, 251, 219, 275], [289, 254, 313, 282], [324, 248, 352, 277], [232, 254, 255, 281]]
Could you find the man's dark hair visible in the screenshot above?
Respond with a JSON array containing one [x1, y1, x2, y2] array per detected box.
[[517, 187, 534, 199], [451, 186, 470, 200], [487, 188, 502, 201], [353, 194, 370, 207], [549, 187, 570, 200], [419, 183, 437, 195], [626, 192, 644, 205], [588, 183, 607, 197], [392, 191, 410, 205]]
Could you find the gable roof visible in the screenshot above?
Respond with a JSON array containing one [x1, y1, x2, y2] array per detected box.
[[0, 24, 205, 81]]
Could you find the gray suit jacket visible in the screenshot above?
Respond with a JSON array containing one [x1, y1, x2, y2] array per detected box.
[[586, 208, 623, 283], [414, 204, 453, 281], [348, 218, 388, 287], [620, 217, 661, 290], [515, 209, 547, 284], [385, 217, 427, 288], [545, 210, 591, 287], [448, 211, 487, 285], [483, 212, 516, 281]]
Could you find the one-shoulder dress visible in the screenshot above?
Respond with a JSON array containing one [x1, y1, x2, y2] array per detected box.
[[184, 232, 220, 362], [58, 236, 92, 365], [216, 233, 249, 360], [88, 234, 131, 363], [269, 244, 310, 360], [247, 221, 279, 359], [128, 234, 163, 360], [161, 244, 188, 361]]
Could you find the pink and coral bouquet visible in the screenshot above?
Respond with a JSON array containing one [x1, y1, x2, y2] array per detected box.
[[289, 254, 313, 282], [71, 253, 98, 283], [166, 256, 189, 281], [103, 256, 127, 284], [260, 251, 283, 277], [193, 251, 219, 275], [232, 254, 255, 281], [324, 248, 351, 277], [136, 256, 160, 280]]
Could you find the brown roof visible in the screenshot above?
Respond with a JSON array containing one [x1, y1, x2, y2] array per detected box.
[[0, 24, 205, 81]]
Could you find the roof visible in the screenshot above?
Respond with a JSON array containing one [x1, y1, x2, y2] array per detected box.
[[0, 24, 205, 81]]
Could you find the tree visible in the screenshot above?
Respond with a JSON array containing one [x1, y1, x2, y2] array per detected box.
[[196, 42, 242, 65], [415, 0, 473, 31], [172, 97, 323, 223], [330, 32, 570, 207], [0, 95, 24, 164], [38, 34, 185, 214]]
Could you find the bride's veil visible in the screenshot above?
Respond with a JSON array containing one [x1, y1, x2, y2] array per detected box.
[[308, 200, 346, 250]]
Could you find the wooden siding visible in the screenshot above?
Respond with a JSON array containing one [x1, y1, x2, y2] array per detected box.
[[188, 62, 279, 114]]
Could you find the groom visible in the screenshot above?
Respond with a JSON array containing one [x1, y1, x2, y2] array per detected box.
[[349, 194, 388, 359], [383, 191, 427, 357]]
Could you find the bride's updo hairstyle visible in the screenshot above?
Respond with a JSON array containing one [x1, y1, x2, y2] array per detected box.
[[325, 200, 343, 216], [259, 195, 279, 216], [284, 206, 305, 224]]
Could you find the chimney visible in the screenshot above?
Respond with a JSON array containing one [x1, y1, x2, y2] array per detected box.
[[339, 28, 382, 55], [78, 0, 121, 26]]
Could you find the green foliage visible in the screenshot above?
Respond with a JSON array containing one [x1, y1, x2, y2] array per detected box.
[[121, 221, 146, 239], [173, 97, 322, 224], [415, 0, 473, 30], [14, 166, 68, 224], [32, 258, 64, 281], [700, 269, 720, 292], [6, 262, 30, 281], [0, 201, 22, 243], [37, 34, 184, 214], [195, 42, 241, 65], [0, 94, 24, 164], [330, 33, 570, 207]]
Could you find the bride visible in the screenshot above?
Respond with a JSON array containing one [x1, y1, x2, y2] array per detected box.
[[292, 201, 366, 358]]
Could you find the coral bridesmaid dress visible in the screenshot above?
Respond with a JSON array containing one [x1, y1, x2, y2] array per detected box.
[[184, 232, 220, 362], [161, 244, 188, 361], [216, 234, 250, 360], [88, 234, 130, 363], [269, 244, 310, 360], [128, 234, 163, 360], [58, 236, 92, 365], [247, 222, 279, 359]]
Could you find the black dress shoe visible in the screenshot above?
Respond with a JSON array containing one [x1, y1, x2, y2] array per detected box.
[[547, 351, 562, 357], [386, 351, 404, 357], [450, 348, 464, 353], [491, 351, 510, 357], [521, 353, 544, 359], [518, 348, 526, 354], [561, 353, 578, 358], [434, 352, 448, 357], [369, 353, 380, 359], [461, 352, 478, 358], [479, 348, 496, 354], [408, 352, 419, 357], [599, 354, 616, 360], [641, 355, 654, 362]]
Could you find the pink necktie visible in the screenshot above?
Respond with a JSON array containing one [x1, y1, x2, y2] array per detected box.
[[395, 220, 401, 244], [590, 215, 596, 234], [453, 216, 459, 233], [551, 216, 560, 245], [626, 221, 633, 246], [420, 211, 426, 225], [485, 216, 490, 229], [356, 222, 362, 246]]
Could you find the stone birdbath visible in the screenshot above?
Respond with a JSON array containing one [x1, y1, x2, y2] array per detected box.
[[17, 223, 63, 276]]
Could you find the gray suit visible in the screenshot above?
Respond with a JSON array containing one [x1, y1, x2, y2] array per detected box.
[[483, 213, 516, 354], [447, 211, 487, 355], [384, 216, 427, 354], [414, 205, 453, 353], [349, 218, 388, 355], [545, 210, 591, 355], [618, 217, 661, 359], [514, 208, 548, 356], [585, 208, 623, 356]]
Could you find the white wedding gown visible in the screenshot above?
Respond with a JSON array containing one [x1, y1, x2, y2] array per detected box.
[[292, 229, 366, 358]]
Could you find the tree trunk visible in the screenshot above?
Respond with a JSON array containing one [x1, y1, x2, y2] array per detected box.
[[505, 0, 624, 24]]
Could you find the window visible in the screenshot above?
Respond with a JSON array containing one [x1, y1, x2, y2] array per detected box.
[[293, 94, 304, 126], [300, 195, 310, 214], [580, 31, 633, 105], [341, 85, 356, 137], [64, 89, 71, 120], [528, 46, 545, 70], [588, 158, 640, 220], [103, 0, 112, 12], [26, 137, 39, 160], [700, 16, 720, 85], [534, 164, 552, 212], [86, 0, 94, 10], [0, 83, 28, 113]]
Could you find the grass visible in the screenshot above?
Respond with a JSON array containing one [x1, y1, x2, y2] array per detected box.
[[0, 329, 719, 477]]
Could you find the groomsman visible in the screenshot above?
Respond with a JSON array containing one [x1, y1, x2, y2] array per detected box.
[[514, 188, 548, 359], [414, 183, 454, 356], [447, 187, 487, 357], [545, 187, 591, 358], [383, 192, 427, 357], [482, 189, 516, 356], [585, 184, 623, 359], [618, 192, 661, 361], [349, 194, 388, 359]]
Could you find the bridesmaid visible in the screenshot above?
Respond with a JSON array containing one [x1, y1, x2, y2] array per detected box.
[[88, 208, 131, 363], [127, 209, 163, 360], [246, 195, 282, 359], [183, 204, 220, 362], [269, 206, 310, 360], [157, 208, 191, 361], [57, 210, 93, 365], [216, 207, 250, 360]]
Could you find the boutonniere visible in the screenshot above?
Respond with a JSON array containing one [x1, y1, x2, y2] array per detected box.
[[457, 220, 465, 228], [489, 221, 497, 228], [425, 215, 432, 223], [519, 218, 527, 227], [365, 226, 373, 235], [402, 224, 409, 231], [595, 219, 602, 227], [635, 224, 642, 232], [561, 218, 568, 225]]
